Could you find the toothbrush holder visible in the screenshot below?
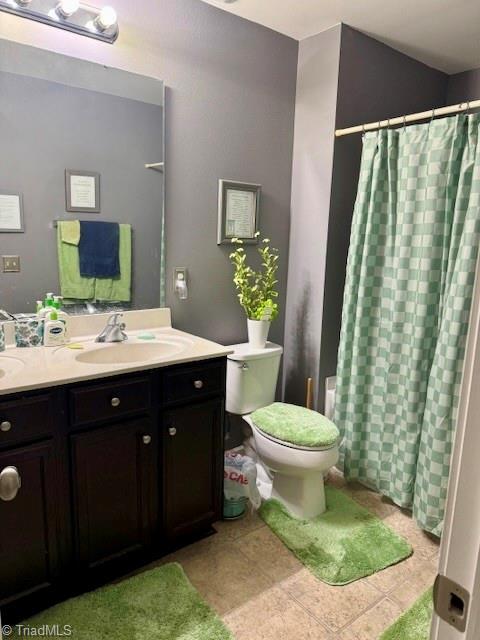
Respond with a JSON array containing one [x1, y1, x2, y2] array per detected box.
[[14, 318, 44, 348]]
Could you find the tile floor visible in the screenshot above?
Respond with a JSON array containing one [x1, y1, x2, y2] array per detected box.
[[160, 469, 440, 639]]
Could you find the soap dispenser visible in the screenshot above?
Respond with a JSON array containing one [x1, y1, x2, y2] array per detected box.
[[44, 310, 67, 347], [53, 296, 69, 337], [39, 293, 55, 319]]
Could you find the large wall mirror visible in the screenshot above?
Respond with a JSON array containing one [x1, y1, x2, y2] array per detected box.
[[0, 39, 165, 316]]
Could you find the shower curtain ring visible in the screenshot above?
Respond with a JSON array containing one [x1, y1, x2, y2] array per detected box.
[[402, 114, 407, 132]]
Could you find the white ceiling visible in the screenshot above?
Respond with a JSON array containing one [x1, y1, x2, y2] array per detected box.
[[202, 0, 480, 74]]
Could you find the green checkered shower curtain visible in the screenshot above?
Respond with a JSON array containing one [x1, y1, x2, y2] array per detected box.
[[334, 114, 480, 536]]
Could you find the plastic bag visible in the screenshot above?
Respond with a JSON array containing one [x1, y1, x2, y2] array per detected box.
[[223, 450, 261, 518]]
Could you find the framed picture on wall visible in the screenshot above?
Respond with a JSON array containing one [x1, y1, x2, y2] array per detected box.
[[217, 179, 261, 245], [65, 170, 100, 213], [0, 192, 24, 232]]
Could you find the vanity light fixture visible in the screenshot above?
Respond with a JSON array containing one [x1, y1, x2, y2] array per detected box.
[[0, 0, 119, 44], [94, 5, 116, 31], [56, 0, 79, 18]]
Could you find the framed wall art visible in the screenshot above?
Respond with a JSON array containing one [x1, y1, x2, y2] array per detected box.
[[217, 179, 261, 245]]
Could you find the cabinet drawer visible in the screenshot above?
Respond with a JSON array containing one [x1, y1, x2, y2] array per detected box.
[[162, 361, 224, 405], [0, 394, 53, 447], [70, 377, 151, 426]]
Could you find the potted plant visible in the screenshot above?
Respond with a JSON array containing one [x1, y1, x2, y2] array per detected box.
[[229, 233, 279, 348]]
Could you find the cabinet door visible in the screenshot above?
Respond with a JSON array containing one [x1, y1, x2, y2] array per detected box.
[[163, 399, 223, 538], [70, 417, 155, 573], [0, 442, 59, 607]]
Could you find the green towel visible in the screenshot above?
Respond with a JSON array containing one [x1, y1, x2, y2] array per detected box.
[[59, 220, 80, 245], [57, 222, 132, 302], [95, 224, 132, 302], [57, 223, 95, 299]]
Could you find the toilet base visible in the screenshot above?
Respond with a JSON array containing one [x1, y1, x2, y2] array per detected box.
[[256, 462, 273, 501], [271, 470, 326, 520]]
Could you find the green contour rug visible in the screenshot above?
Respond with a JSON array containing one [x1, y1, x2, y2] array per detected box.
[[259, 485, 412, 585], [13, 563, 233, 640], [381, 588, 433, 639]]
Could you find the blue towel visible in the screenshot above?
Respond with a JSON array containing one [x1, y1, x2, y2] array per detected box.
[[79, 221, 120, 278]]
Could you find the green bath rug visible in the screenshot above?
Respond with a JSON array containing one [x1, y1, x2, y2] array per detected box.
[[13, 563, 232, 640], [259, 485, 412, 585], [381, 588, 433, 639]]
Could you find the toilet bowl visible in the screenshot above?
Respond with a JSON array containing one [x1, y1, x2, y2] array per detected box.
[[243, 414, 339, 519]]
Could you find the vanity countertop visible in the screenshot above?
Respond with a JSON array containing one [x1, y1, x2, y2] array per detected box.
[[0, 308, 233, 396]]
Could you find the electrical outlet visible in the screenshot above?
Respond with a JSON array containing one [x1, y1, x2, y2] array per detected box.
[[2, 256, 21, 273]]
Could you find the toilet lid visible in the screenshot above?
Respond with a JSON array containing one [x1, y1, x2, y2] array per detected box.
[[250, 402, 340, 449]]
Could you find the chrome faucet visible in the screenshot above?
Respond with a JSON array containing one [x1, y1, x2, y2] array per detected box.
[[95, 313, 128, 343]]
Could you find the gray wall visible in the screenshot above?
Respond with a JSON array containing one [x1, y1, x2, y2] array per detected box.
[[0, 0, 298, 348], [447, 67, 480, 103], [159, 1, 298, 347], [282, 25, 342, 407], [0, 70, 163, 313], [317, 25, 449, 410]]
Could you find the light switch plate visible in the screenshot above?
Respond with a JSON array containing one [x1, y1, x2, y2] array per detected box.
[[2, 255, 20, 272]]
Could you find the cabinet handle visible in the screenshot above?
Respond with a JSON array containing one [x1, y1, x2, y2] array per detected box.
[[168, 427, 177, 437], [111, 397, 121, 407], [142, 435, 152, 445], [0, 466, 21, 501], [0, 421, 12, 432], [193, 380, 204, 389]]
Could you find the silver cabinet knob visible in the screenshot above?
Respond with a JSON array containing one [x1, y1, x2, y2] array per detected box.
[[168, 427, 177, 437], [0, 421, 12, 432], [111, 397, 121, 407], [0, 466, 21, 501], [193, 380, 204, 389], [142, 435, 152, 445]]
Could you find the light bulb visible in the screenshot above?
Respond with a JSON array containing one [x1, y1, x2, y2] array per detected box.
[[95, 5, 117, 30], [56, 0, 79, 17]]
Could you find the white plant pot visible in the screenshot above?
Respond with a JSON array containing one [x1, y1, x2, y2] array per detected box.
[[247, 319, 270, 349]]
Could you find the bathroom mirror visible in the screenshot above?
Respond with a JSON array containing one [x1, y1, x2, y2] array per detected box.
[[0, 39, 165, 315]]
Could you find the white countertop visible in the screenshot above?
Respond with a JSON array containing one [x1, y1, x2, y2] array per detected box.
[[0, 308, 233, 396]]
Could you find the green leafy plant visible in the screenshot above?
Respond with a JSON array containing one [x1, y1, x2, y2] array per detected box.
[[229, 232, 279, 321]]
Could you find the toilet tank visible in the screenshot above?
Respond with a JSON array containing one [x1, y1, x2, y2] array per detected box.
[[226, 342, 283, 415]]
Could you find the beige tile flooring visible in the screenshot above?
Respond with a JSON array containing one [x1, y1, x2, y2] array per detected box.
[[160, 469, 440, 639]]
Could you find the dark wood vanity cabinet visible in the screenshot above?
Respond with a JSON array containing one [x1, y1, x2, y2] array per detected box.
[[0, 441, 60, 608], [0, 357, 226, 621], [163, 399, 223, 539], [71, 416, 157, 574]]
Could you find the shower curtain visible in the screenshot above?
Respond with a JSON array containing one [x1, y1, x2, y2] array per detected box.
[[334, 114, 480, 536]]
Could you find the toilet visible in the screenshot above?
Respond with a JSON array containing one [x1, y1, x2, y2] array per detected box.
[[226, 342, 340, 519]]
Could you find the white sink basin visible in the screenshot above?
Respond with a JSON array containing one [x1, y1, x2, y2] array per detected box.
[[74, 341, 186, 365], [0, 355, 25, 379]]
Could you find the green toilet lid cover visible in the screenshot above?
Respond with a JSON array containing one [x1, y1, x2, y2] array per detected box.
[[251, 402, 340, 448]]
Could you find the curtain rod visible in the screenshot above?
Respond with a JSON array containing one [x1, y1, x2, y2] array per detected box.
[[335, 99, 480, 138]]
